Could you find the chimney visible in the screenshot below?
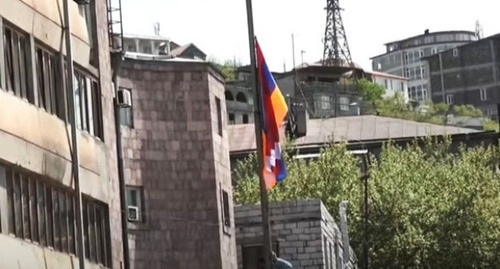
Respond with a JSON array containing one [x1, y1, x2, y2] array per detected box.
[[424, 29, 430, 35]]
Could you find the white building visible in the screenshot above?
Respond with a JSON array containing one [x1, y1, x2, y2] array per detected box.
[[367, 71, 409, 102]]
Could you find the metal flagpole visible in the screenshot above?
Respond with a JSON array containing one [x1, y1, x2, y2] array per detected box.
[[245, 0, 273, 268]]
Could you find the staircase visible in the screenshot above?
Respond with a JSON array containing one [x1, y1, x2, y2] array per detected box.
[[107, 0, 123, 52]]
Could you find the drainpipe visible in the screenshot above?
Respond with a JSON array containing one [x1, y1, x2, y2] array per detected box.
[[439, 53, 446, 102], [112, 52, 130, 269], [62, 0, 85, 268]]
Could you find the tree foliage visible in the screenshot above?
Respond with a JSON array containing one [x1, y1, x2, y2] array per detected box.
[[210, 59, 238, 81], [233, 139, 500, 267], [356, 78, 386, 105]]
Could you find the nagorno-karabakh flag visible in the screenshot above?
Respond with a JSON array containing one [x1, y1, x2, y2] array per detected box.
[[256, 40, 288, 189]]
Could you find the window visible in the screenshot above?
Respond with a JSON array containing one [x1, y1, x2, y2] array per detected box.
[[453, 48, 459, 57], [431, 48, 437, 55], [2, 164, 111, 267], [36, 45, 64, 118], [321, 95, 331, 110], [377, 63, 382, 70], [405, 68, 410, 78], [425, 36, 433, 43], [142, 46, 151, 54], [446, 94, 454, 104], [242, 243, 280, 269], [225, 91, 234, 101], [339, 96, 349, 111], [222, 190, 230, 228], [74, 69, 103, 139], [3, 23, 33, 102], [480, 88, 487, 101], [127, 45, 136, 52], [216, 97, 223, 136], [125, 186, 144, 222], [419, 50, 424, 58], [384, 79, 388, 89], [119, 88, 133, 127], [421, 66, 427, 79], [242, 114, 249, 124], [404, 53, 409, 64], [236, 92, 247, 103], [228, 113, 235, 124]]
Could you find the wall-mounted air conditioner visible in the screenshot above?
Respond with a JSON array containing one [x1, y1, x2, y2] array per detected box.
[[127, 206, 140, 222], [117, 88, 132, 108]]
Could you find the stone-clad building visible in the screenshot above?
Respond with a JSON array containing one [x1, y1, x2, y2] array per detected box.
[[235, 199, 357, 269], [424, 34, 500, 117], [0, 0, 123, 268], [371, 30, 477, 101], [118, 55, 237, 268]]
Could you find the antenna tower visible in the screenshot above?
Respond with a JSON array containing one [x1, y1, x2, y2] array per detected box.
[[475, 20, 483, 40], [322, 0, 352, 67]]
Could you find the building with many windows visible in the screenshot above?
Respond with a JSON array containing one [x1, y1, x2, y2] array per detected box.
[[0, 0, 123, 268], [424, 34, 500, 117], [122, 34, 207, 60], [117, 54, 237, 269], [371, 30, 477, 101]]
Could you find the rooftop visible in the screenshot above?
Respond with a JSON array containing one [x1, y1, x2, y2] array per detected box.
[[228, 115, 482, 153]]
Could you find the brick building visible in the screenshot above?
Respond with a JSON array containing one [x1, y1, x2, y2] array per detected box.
[[235, 199, 357, 269], [117, 55, 237, 268], [424, 34, 500, 117], [0, 0, 123, 268]]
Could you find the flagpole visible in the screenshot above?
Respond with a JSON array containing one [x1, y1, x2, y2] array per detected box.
[[245, 0, 273, 268]]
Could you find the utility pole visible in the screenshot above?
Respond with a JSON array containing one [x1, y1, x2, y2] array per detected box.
[[300, 50, 306, 66], [62, 0, 84, 268]]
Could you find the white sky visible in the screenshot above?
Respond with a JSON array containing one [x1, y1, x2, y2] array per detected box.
[[121, 0, 500, 72]]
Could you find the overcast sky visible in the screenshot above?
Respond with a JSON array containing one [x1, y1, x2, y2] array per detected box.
[[121, 0, 500, 72]]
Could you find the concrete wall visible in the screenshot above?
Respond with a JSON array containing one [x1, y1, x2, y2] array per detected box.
[[118, 58, 237, 269], [235, 199, 356, 269], [0, 0, 123, 268]]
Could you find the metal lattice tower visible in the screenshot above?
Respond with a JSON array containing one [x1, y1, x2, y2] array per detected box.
[[322, 0, 353, 67]]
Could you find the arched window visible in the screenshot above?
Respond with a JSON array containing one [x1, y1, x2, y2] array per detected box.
[[225, 91, 234, 101], [236, 92, 247, 103]]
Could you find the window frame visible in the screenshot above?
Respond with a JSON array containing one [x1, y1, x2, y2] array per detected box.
[[2, 21, 33, 103], [446, 94, 454, 105], [480, 88, 487, 101]]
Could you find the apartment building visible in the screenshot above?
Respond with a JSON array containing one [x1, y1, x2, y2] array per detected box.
[[117, 54, 237, 269], [123, 33, 207, 60], [424, 34, 500, 117], [371, 30, 477, 101], [0, 0, 123, 268]]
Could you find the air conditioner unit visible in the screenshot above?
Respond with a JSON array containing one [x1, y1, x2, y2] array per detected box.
[[117, 88, 132, 108], [127, 206, 140, 222]]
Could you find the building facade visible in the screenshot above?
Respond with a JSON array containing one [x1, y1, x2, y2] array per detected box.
[[235, 199, 357, 269], [0, 0, 123, 268], [424, 34, 500, 117], [117, 55, 237, 269], [371, 30, 477, 101], [122, 34, 207, 60]]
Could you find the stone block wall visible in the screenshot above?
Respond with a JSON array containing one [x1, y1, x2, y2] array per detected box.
[[118, 58, 236, 269], [235, 199, 355, 269]]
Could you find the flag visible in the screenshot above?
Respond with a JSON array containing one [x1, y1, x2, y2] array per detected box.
[[256, 40, 288, 189]]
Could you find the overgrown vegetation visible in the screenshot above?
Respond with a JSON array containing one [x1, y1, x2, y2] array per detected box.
[[355, 79, 498, 130], [234, 139, 500, 268]]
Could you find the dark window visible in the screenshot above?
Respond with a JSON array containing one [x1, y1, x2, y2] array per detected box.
[[242, 114, 249, 124], [242, 243, 280, 269], [222, 190, 230, 227], [1, 164, 111, 267], [126, 186, 144, 222], [216, 97, 223, 136], [36, 46, 62, 117], [119, 88, 134, 127], [236, 92, 247, 103], [3, 23, 33, 103], [74, 69, 103, 139], [228, 113, 235, 124], [225, 91, 234, 101]]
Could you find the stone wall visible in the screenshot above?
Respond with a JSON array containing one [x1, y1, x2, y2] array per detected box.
[[118, 58, 236, 269], [235, 199, 356, 269]]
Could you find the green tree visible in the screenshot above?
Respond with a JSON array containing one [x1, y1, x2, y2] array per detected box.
[[209, 59, 238, 80], [356, 78, 386, 106], [453, 104, 483, 117], [234, 139, 500, 268]]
